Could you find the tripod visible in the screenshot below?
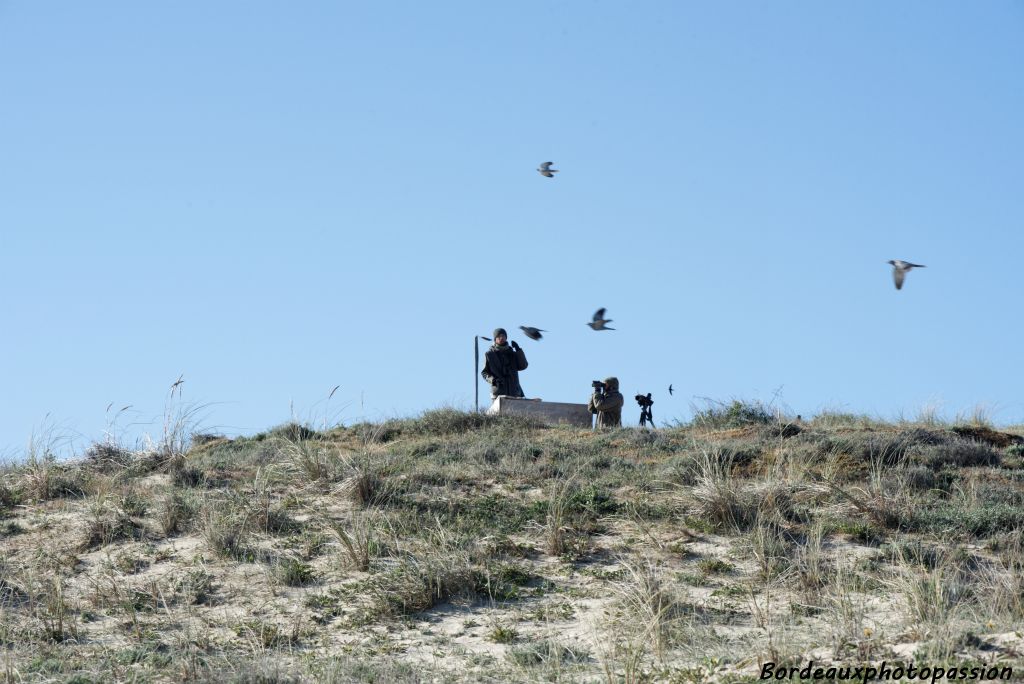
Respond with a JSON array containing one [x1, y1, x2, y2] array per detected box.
[[639, 405, 654, 427], [637, 393, 654, 428]]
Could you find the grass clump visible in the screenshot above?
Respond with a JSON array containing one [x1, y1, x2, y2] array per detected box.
[[201, 504, 255, 562], [352, 409, 545, 445], [365, 554, 488, 618], [2, 403, 1023, 681], [167, 453, 206, 488], [509, 639, 590, 668], [912, 501, 1024, 538], [83, 442, 137, 472], [488, 624, 519, 643], [20, 458, 89, 502], [0, 481, 21, 514], [172, 568, 216, 606], [697, 557, 733, 575], [692, 399, 775, 430], [273, 557, 315, 587], [912, 440, 1001, 470], [327, 510, 384, 572], [158, 490, 201, 537], [267, 422, 321, 442], [80, 502, 147, 551], [232, 619, 302, 649]]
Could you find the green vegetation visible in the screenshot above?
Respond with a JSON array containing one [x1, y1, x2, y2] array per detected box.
[[0, 403, 1022, 681]]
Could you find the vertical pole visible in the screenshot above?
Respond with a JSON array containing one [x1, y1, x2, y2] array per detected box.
[[474, 336, 479, 413]]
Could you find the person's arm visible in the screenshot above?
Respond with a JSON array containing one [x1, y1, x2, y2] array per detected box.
[[481, 353, 496, 384], [511, 342, 528, 371], [591, 391, 624, 411]]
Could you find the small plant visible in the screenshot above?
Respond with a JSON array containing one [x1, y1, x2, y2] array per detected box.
[[167, 454, 205, 488], [20, 457, 88, 502], [692, 399, 774, 430], [173, 567, 216, 606], [697, 557, 733, 576], [366, 554, 485, 618], [685, 449, 758, 531], [747, 515, 792, 582], [157, 490, 200, 537], [233, 618, 301, 649], [201, 504, 253, 561], [83, 441, 136, 472], [610, 560, 683, 662], [270, 422, 321, 442], [118, 487, 149, 517], [32, 574, 79, 643], [274, 557, 315, 587], [0, 481, 21, 513], [488, 624, 518, 643], [793, 523, 833, 610], [362, 525, 496, 620], [159, 377, 211, 460], [509, 639, 589, 667], [544, 477, 574, 557], [335, 455, 389, 508], [327, 511, 383, 572], [284, 438, 341, 484], [81, 497, 146, 551], [112, 551, 150, 575]]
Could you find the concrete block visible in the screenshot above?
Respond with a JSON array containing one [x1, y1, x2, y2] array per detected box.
[[486, 396, 592, 428]]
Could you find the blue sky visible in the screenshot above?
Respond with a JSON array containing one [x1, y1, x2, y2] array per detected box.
[[2, 2, 1023, 457]]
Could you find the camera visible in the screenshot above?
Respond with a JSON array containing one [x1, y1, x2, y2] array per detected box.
[[636, 392, 655, 427], [591, 380, 606, 392]]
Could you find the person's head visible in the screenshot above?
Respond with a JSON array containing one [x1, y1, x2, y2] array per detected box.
[[603, 376, 619, 392], [493, 328, 508, 345]]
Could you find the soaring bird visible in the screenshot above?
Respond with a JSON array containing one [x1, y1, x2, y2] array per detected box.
[[668, 384, 674, 396], [888, 260, 926, 290], [519, 326, 547, 341], [537, 161, 559, 178], [587, 308, 614, 331]]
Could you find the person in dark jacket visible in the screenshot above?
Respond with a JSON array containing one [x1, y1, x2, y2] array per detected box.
[[588, 376, 624, 428], [482, 328, 528, 399]]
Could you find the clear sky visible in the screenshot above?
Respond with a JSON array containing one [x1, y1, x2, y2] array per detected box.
[[2, 2, 1023, 457]]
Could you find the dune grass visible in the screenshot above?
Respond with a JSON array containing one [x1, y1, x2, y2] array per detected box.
[[0, 403, 1021, 681]]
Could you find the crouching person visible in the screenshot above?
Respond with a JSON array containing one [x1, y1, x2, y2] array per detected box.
[[588, 376, 623, 428]]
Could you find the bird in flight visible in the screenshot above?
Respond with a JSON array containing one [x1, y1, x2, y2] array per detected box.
[[668, 384, 674, 396], [888, 260, 926, 290], [587, 308, 614, 331], [519, 326, 547, 341], [537, 161, 559, 178]]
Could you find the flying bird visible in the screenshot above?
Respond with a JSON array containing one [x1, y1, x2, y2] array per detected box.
[[587, 308, 615, 331], [537, 161, 559, 178], [170, 374, 185, 395], [519, 326, 547, 341], [668, 384, 674, 396], [888, 260, 926, 290]]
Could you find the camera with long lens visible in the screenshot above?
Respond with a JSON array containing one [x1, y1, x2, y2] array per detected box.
[[591, 380, 606, 393], [635, 392, 655, 427]]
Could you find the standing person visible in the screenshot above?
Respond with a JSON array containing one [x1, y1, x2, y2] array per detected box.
[[481, 328, 528, 399], [589, 376, 624, 428]]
